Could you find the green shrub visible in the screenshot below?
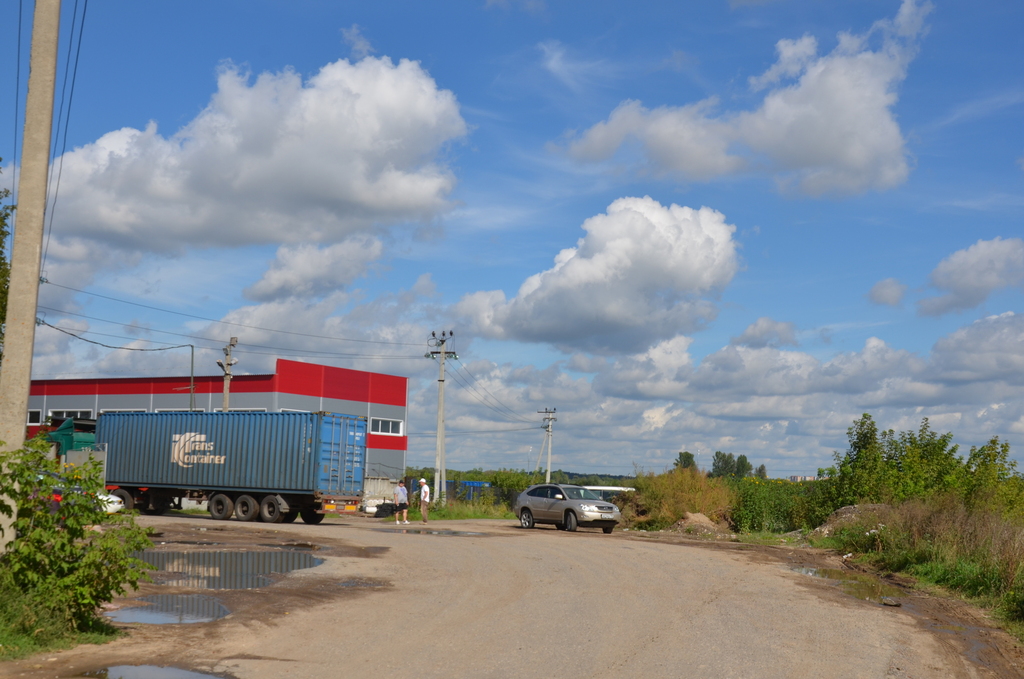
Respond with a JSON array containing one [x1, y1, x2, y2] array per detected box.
[[0, 439, 152, 639], [617, 466, 734, 530]]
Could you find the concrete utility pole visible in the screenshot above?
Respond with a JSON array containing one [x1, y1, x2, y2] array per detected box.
[[0, 0, 62, 549], [216, 337, 238, 411], [426, 331, 456, 505], [539, 408, 556, 483]]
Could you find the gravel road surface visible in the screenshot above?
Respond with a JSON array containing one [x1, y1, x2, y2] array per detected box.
[[2, 515, 1020, 679]]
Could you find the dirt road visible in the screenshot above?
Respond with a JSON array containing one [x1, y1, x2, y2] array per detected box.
[[3, 515, 1022, 679]]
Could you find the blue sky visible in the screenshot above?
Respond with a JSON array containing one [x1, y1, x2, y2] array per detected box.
[[2, 0, 1023, 476]]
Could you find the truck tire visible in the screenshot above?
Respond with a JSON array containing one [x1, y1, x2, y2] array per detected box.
[[282, 511, 299, 523], [300, 508, 325, 525], [209, 493, 234, 520], [235, 494, 260, 521], [112, 488, 135, 511], [259, 495, 288, 523]]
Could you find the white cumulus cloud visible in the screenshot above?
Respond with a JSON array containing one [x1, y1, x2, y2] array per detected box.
[[565, 0, 930, 195], [918, 237, 1024, 316], [731, 317, 798, 348], [47, 56, 467, 257], [244, 236, 384, 301], [456, 196, 738, 353], [868, 277, 907, 306]]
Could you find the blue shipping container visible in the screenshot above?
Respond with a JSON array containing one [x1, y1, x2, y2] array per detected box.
[[97, 411, 365, 495]]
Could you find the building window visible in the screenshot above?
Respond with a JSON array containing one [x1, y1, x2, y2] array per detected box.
[[370, 418, 403, 436], [49, 410, 93, 420], [281, 408, 311, 413], [213, 408, 267, 413], [156, 408, 206, 413], [27, 410, 42, 425], [101, 409, 147, 414]]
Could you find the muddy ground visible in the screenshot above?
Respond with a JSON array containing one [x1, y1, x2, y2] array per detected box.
[[2, 514, 1023, 679]]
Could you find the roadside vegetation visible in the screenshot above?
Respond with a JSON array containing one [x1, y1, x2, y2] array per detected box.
[[616, 414, 1024, 628], [0, 438, 152, 659]]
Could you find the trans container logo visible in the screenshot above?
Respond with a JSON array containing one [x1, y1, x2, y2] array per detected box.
[[171, 433, 225, 468]]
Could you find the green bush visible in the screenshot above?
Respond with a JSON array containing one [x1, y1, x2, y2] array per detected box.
[[618, 466, 734, 530], [0, 439, 152, 649]]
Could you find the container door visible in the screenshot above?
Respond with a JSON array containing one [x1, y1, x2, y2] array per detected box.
[[317, 414, 365, 495]]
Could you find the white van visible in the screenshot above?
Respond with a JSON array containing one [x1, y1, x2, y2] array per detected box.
[[582, 486, 634, 502]]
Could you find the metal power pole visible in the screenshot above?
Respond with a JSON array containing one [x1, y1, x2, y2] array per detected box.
[[216, 337, 238, 411], [539, 408, 556, 483], [426, 331, 457, 505], [0, 0, 62, 549]]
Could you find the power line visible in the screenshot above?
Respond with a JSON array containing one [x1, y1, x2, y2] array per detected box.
[[448, 357, 533, 423], [7, 0, 24, 247], [40, 319, 191, 353], [444, 366, 534, 425], [406, 425, 541, 437], [43, 280, 425, 346], [42, 0, 89, 270], [37, 306, 425, 360]]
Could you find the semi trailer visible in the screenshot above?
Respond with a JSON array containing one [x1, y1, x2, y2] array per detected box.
[[95, 411, 366, 524]]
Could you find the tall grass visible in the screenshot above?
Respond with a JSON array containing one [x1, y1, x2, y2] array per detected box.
[[819, 496, 1024, 621], [617, 466, 735, 530], [400, 498, 516, 522]]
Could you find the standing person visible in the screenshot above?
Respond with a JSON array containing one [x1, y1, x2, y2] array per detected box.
[[419, 478, 430, 523], [393, 480, 409, 525]]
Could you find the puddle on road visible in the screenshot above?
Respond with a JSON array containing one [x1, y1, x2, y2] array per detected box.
[[104, 595, 229, 624], [258, 542, 319, 551], [135, 550, 323, 589], [795, 567, 903, 603], [155, 541, 222, 546], [372, 528, 485, 536], [338, 578, 388, 589], [80, 667, 227, 679]]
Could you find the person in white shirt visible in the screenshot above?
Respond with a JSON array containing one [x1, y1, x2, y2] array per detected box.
[[393, 480, 409, 524], [419, 478, 430, 523]]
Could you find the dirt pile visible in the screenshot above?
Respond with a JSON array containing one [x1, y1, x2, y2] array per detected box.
[[809, 504, 890, 538], [670, 512, 734, 538]]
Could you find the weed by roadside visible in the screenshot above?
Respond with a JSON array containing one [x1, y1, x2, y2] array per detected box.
[[385, 499, 515, 522], [616, 466, 734, 530]]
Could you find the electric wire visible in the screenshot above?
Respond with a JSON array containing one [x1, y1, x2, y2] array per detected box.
[[42, 0, 89, 270], [40, 319, 191, 353], [443, 366, 533, 425], [38, 307, 425, 360], [5, 0, 23, 249], [449, 356, 533, 423], [43, 280, 425, 347], [406, 425, 541, 437]]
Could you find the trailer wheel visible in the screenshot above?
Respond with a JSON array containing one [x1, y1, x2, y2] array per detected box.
[[259, 495, 287, 523], [234, 494, 260, 521], [209, 493, 234, 520], [112, 489, 135, 511], [300, 508, 325, 525], [282, 511, 299, 523]]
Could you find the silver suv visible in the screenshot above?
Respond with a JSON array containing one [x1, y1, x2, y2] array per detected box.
[[513, 484, 621, 533]]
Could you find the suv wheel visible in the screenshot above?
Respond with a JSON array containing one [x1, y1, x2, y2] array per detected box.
[[563, 511, 578, 532], [519, 509, 534, 529]]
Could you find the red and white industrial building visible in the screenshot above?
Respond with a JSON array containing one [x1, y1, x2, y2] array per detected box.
[[28, 358, 408, 478]]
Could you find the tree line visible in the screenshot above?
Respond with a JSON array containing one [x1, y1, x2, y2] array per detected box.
[[673, 450, 767, 479]]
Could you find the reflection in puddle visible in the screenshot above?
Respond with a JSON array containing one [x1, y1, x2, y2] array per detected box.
[[258, 542, 319, 551], [135, 550, 323, 589], [796, 567, 903, 603], [104, 595, 229, 624], [372, 528, 485, 536], [338, 578, 388, 589], [80, 667, 225, 679]]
